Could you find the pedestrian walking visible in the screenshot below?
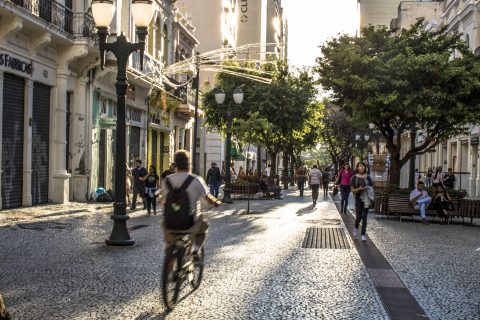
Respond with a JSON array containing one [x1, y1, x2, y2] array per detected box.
[[130, 159, 148, 210], [321, 168, 331, 198], [144, 165, 160, 216], [337, 163, 354, 214], [206, 162, 222, 198], [425, 167, 433, 187], [432, 166, 444, 187], [351, 162, 374, 241], [161, 162, 176, 180], [309, 165, 321, 206], [296, 164, 307, 197]]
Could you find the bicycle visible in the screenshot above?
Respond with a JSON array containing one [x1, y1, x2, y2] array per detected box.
[[162, 232, 204, 311]]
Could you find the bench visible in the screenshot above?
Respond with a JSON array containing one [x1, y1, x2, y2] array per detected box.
[[386, 194, 461, 223], [460, 198, 480, 225]]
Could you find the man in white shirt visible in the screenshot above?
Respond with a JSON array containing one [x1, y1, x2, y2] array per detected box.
[[309, 165, 322, 206], [161, 150, 221, 255], [409, 181, 431, 225], [265, 165, 271, 178]]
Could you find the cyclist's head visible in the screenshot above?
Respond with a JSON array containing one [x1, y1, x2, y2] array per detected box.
[[174, 150, 190, 171]]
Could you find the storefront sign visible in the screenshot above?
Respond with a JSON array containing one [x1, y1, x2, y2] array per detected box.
[[0, 52, 33, 75]]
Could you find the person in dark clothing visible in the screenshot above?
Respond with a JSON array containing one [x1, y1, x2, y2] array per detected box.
[[161, 162, 176, 180], [432, 185, 453, 224], [351, 162, 374, 241], [442, 168, 456, 190], [131, 159, 148, 210], [145, 165, 160, 216], [321, 169, 331, 197], [206, 162, 222, 198]]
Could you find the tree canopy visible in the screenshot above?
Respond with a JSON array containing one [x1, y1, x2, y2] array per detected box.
[[202, 60, 320, 174], [315, 20, 480, 184]]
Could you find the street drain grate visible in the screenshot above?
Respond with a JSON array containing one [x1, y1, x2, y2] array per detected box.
[[367, 268, 406, 288], [128, 224, 150, 231], [301, 227, 350, 249]]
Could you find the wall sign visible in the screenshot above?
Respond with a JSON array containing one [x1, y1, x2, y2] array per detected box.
[[0, 52, 33, 75], [240, 0, 247, 23]]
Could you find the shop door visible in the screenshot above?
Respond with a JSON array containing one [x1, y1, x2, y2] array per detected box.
[[151, 130, 157, 170], [98, 129, 106, 188], [1, 73, 24, 209], [160, 131, 165, 173], [129, 126, 140, 164], [31, 82, 50, 205]]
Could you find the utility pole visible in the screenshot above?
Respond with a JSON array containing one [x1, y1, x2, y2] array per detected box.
[[192, 52, 200, 174]]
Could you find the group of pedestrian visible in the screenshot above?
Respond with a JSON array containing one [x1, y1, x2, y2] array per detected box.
[[425, 166, 456, 189], [295, 164, 333, 206], [126, 160, 176, 216]]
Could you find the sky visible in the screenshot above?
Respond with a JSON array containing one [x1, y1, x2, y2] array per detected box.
[[282, 0, 359, 67]]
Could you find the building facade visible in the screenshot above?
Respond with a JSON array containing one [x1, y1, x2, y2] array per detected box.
[[358, 0, 403, 27], [0, 0, 97, 208]]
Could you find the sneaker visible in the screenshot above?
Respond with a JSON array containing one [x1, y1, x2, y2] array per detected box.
[[361, 235, 367, 241], [353, 228, 358, 237], [421, 219, 429, 225]]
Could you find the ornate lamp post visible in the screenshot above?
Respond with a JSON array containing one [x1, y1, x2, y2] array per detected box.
[[215, 87, 244, 204], [91, 0, 154, 246]]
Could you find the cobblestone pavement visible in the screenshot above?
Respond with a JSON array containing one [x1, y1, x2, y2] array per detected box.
[[364, 213, 480, 320], [0, 190, 388, 319], [337, 193, 480, 320]]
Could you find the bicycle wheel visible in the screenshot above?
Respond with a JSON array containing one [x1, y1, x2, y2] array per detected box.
[[190, 247, 204, 290], [162, 245, 182, 310]]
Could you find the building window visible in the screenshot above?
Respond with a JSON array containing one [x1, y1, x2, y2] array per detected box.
[[163, 24, 169, 65], [112, 102, 117, 118], [128, 106, 142, 123], [100, 98, 107, 118]]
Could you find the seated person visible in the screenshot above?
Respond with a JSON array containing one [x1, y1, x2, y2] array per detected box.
[[432, 185, 453, 224], [409, 181, 431, 225], [259, 176, 282, 199]]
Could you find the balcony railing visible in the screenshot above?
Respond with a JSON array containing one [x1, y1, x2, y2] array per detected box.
[[10, 0, 96, 42], [130, 51, 162, 79]]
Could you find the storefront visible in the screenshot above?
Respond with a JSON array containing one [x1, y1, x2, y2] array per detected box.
[[0, 49, 56, 209]]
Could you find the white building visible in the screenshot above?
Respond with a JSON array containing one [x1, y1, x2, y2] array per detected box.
[[0, 0, 98, 208]]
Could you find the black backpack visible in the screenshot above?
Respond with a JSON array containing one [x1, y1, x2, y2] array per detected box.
[[164, 175, 195, 230]]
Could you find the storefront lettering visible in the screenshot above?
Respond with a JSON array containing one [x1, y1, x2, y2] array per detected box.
[[0, 53, 33, 75], [240, 0, 247, 22]]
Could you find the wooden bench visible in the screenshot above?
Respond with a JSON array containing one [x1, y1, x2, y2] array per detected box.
[[386, 194, 461, 223], [460, 198, 480, 225]]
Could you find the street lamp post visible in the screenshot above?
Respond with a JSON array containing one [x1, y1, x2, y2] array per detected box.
[[91, 0, 154, 246], [215, 87, 243, 204]]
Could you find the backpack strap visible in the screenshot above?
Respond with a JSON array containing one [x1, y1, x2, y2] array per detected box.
[[180, 175, 195, 190]]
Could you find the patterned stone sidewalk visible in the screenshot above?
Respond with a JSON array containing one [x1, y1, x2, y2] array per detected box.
[[0, 191, 388, 319]]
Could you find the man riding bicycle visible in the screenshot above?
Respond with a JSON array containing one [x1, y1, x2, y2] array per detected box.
[[161, 150, 221, 259]]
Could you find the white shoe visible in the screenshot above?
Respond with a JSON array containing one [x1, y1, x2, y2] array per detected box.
[[353, 228, 358, 237], [361, 235, 367, 241]]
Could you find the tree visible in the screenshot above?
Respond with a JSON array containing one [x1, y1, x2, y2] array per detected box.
[[203, 61, 319, 178], [315, 20, 480, 185], [318, 103, 360, 174]]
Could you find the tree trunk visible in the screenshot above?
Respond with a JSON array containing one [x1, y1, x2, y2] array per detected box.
[[282, 152, 289, 190], [269, 151, 277, 184], [257, 146, 262, 177], [389, 154, 402, 186], [289, 151, 295, 186]]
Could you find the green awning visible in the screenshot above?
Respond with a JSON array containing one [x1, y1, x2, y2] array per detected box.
[[230, 144, 245, 160]]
